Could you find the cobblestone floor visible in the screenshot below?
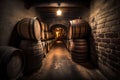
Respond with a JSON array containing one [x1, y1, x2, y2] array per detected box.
[[20, 41, 107, 80]]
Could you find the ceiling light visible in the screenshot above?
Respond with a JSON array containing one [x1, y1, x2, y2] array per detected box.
[[57, 9, 62, 16], [56, 3, 62, 16]]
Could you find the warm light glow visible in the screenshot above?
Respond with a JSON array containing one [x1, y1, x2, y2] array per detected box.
[[56, 31, 59, 38], [56, 9, 62, 16]]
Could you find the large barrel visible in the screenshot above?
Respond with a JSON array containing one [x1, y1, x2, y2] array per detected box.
[[70, 19, 90, 39], [41, 41, 48, 56], [19, 40, 44, 73], [17, 18, 41, 41], [71, 39, 89, 63], [68, 26, 72, 39], [0, 46, 24, 80]]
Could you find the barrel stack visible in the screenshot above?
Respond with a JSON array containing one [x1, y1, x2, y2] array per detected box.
[[68, 18, 90, 63], [40, 22, 48, 57], [17, 17, 45, 73]]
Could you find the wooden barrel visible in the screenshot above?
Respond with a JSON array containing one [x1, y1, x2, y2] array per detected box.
[[68, 26, 72, 39], [71, 39, 89, 63], [41, 31, 45, 41], [40, 22, 45, 31], [0, 46, 24, 80], [70, 19, 90, 39], [67, 39, 74, 51], [40, 22, 49, 41], [40, 22, 45, 40], [46, 32, 54, 40], [47, 41, 51, 52], [47, 40, 55, 52], [17, 18, 41, 41], [44, 23, 48, 32], [19, 40, 44, 73], [46, 32, 49, 40], [41, 41, 48, 57]]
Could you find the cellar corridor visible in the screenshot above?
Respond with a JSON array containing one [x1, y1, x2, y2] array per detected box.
[[20, 40, 107, 80], [0, 0, 120, 80]]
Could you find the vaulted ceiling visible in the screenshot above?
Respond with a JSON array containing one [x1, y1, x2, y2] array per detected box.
[[24, 0, 91, 21]]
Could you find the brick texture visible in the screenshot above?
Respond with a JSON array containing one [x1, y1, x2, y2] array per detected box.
[[90, 0, 120, 79]]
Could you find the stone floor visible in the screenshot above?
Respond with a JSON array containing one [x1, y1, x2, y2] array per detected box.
[[19, 41, 107, 80]]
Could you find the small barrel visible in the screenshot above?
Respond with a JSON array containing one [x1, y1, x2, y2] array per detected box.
[[0, 46, 24, 80], [40, 22, 45, 40], [46, 32, 54, 40], [68, 26, 72, 39], [40, 22, 45, 31], [41, 41, 48, 56], [70, 19, 90, 39], [46, 32, 49, 40], [17, 18, 41, 41], [44, 23, 48, 32], [19, 40, 44, 73], [41, 31, 45, 41], [47, 40, 55, 52], [47, 41, 51, 52], [67, 39, 74, 51], [71, 39, 89, 63]]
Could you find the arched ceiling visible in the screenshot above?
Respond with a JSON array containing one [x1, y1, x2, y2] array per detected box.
[[50, 24, 67, 32]]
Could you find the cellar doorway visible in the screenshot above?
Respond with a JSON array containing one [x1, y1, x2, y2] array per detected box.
[[50, 24, 67, 40]]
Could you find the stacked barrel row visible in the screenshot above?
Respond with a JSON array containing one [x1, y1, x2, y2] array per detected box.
[[68, 19, 90, 63], [40, 22, 55, 55], [17, 17, 55, 73], [40, 22, 48, 57], [16, 18, 44, 73], [0, 17, 54, 80]]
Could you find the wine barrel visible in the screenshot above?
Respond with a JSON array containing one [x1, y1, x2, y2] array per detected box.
[[40, 22, 45, 31], [68, 26, 72, 39], [67, 39, 74, 51], [47, 41, 51, 52], [47, 40, 55, 52], [0, 46, 24, 80], [19, 40, 44, 73], [46, 32, 49, 40], [41, 41, 48, 57], [46, 32, 54, 40], [17, 18, 41, 41], [40, 22, 45, 40], [71, 39, 89, 63], [41, 31, 45, 41], [44, 23, 48, 32], [70, 19, 90, 39]]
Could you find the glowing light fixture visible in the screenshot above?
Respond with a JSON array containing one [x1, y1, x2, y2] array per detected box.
[[56, 3, 62, 16], [57, 9, 62, 16]]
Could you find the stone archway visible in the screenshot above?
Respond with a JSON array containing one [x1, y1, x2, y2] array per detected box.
[[50, 24, 67, 39], [50, 24, 67, 32]]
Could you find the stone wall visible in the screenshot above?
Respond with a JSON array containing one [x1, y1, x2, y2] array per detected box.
[[89, 0, 120, 79], [0, 0, 38, 46], [47, 19, 70, 32]]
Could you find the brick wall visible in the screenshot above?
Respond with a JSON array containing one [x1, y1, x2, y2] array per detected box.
[[89, 0, 120, 79], [0, 0, 38, 46]]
